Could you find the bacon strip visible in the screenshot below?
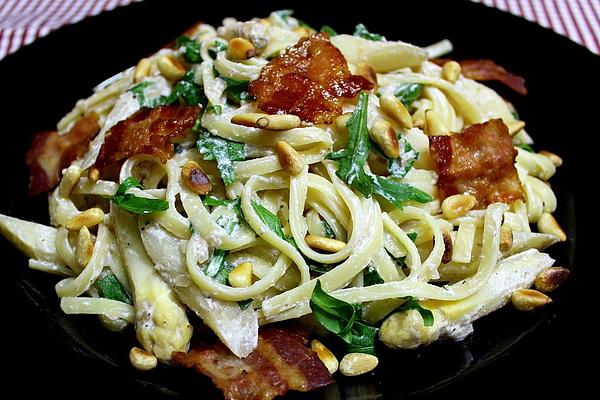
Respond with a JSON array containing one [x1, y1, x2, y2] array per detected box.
[[95, 105, 199, 168], [172, 326, 333, 400], [248, 33, 373, 124], [429, 119, 523, 208], [26, 113, 100, 196]]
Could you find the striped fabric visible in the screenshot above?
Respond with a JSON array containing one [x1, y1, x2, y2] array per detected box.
[[0, 0, 598, 60]]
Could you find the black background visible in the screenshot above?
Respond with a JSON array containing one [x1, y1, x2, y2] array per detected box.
[[0, 0, 594, 398]]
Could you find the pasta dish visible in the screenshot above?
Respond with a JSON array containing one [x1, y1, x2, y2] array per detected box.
[[0, 10, 569, 400]]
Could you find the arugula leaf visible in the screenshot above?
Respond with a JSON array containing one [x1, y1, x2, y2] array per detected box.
[[353, 23, 385, 41], [396, 296, 434, 327], [395, 83, 423, 108], [203, 215, 237, 284], [387, 137, 418, 179], [371, 176, 432, 209], [219, 75, 251, 104], [323, 220, 336, 239], [176, 35, 201, 63], [320, 25, 337, 36], [309, 262, 334, 275], [511, 110, 520, 120], [197, 131, 245, 185], [97, 274, 132, 305], [310, 280, 378, 355], [363, 265, 384, 286], [206, 103, 223, 115], [407, 232, 418, 242], [238, 299, 253, 310], [274, 9, 294, 23], [129, 81, 154, 107], [203, 196, 244, 220], [516, 143, 535, 153], [212, 40, 228, 53], [130, 70, 207, 108], [112, 177, 169, 214], [251, 201, 298, 248]]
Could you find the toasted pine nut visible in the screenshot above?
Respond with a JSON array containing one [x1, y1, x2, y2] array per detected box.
[[441, 60, 461, 83], [181, 161, 212, 195], [511, 288, 552, 311], [539, 150, 563, 167], [292, 26, 312, 37], [508, 120, 526, 135], [65, 208, 105, 230], [157, 55, 186, 80], [129, 347, 158, 371], [76, 226, 94, 268], [441, 194, 477, 220], [134, 58, 152, 83], [276, 141, 304, 175], [537, 212, 566, 241], [88, 167, 100, 183], [441, 230, 453, 264], [355, 63, 378, 90], [334, 113, 352, 132], [379, 95, 412, 129], [227, 37, 256, 60], [231, 113, 301, 131], [370, 119, 400, 159], [500, 226, 513, 252], [311, 339, 338, 374], [59, 165, 82, 198], [339, 353, 378, 376], [305, 235, 346, 253], [228, 262, 253, 288], [534, 267, 569, 293], [425, 110, 448, 135]]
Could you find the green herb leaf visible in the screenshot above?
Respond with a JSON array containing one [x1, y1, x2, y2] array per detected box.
[[203, 196, 244, 220], [320, 25, 337, 36], [353, 23, 385, 41], [323, 220, 336, 239], [129, 81, 154, 107], [310, 280, 378, 355], [220, 75, 251, 104], [363, 265, 385, 286], [511, 110, 520, 120], [395, 83, 423, 108], [371, 176, 433, 209], [396, 296, 434, 327], [206, 103, 223, 115], [407, 232, 418, 242], [251, 201, 286, 240], [197, 131, 245, 185], [309, 262, 335, 275], [203, 215, 238, 284], [97, 274, 132, 305], [274, 9, 294, 23], [238, 299, 253, 310], [112, 177, 169, 214], [387, 137, 418, 179], [176, 35, 201, 63], [164, 70, 207, 106], [516, 143, 535, 153]]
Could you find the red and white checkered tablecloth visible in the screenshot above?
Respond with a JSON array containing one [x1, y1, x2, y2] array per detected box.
[[0, 0, 598, 60]]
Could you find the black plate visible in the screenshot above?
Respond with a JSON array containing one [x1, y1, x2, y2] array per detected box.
[[1, 0, 593, 398]]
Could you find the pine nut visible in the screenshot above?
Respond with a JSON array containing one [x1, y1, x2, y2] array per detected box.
[[537, 213, 566, 241], [355, 63, 378, 90], [76, 226, 94, 268], [228, 262, 252, 288], [339, 353, 378, 376], [305, 235, 346, 253], [311, 339, 338, 374], [539, 150, 563, 167], [441, 194, 477, 220], [441, 230, 453, 264], [157, 55, 186, 80], [65, 208, 105, 230], [511, 288, 552, 311], [88, 167, 100, 183], [231, 113, 301, 130], [181, 161, 212, 195], [227, 37, 256, 60], [59, 165, 82, 198], [370, 119, 400, 159], [441, 60, 461, 83], [276, 141, 304, 176], [425, 109, 448, 135], [508, 120, 526, 135], [500, 226, 513, 252], [129, 347, 158, 371], [534, 267, 569, 293], [379, 95, 412, 129], [134, 58, 152, 83]]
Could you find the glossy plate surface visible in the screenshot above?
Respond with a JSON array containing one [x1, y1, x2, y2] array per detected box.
[[1, 0, 591, 398]]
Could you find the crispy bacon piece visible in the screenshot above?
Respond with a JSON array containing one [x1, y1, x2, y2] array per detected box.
[[429, 119, 523, 208], [172, 326, 334, 400], [95, 105, 199, 168], [248, 33, 373, 124], [26, 113, 100, 196]]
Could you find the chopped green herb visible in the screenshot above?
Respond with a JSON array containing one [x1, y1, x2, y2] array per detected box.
[[206, 103, 223, 115], [97, 274, 132, 305], [516, 143, 535, 153], [129, 81, 154, 107], [323, 220, 336, 239], [238, 299, 253, 310], [320, 25, 337, 36], [394, 83, 423, 108], [511, 110, 520, 120], [363, 266, 384, 286], [203, 215, 237, 284], [396, 296, 434, 327], [219, 75, 251, 104], [112, 177, 169, 214], [251, 201, 296, 247], [176, 35, 201, 63], [407, 232, 418, 242], [310, 280, 378, 355], [387, 137, 418, 179], [371, 177, 432, 208], [130, 70, 207, 108], [197, 131, 245, 185], [203, 196, 244, 220], [353, 23, 385, 41]]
